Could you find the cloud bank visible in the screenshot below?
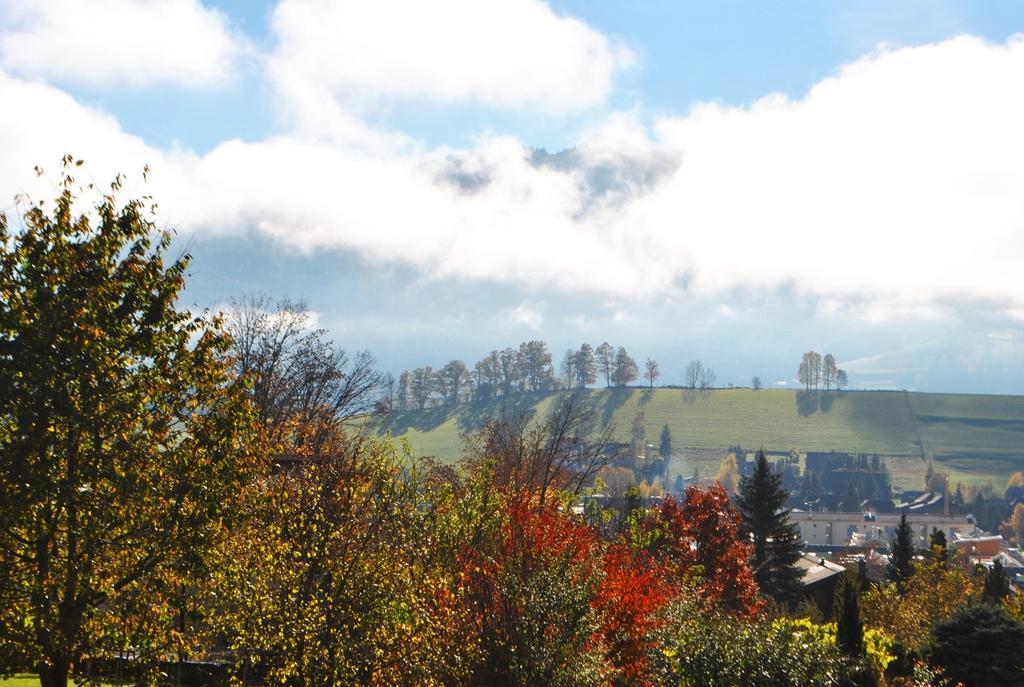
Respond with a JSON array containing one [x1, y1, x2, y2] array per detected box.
[[268, 0, 633, 113], [0, 0, 1022, 324], [0, 0, 244, 87]]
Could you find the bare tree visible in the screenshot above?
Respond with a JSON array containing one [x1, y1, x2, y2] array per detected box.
[[377, 372, 396, 414], [226, 293, 383, 454], [798, 351, 822, 391], [595, 342, 615, 387], [467, 389, 618, 507], [822, 353, 837, 391], [698, 366, 717, 390], [684, 360, 703, 389], [798, 354, 811, 390], [644, 358, 660, 388], [837, 369, 849, 390]]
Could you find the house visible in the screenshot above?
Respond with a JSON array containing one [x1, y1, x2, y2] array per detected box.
[[796, 553, 846, 619], [791, 510, 976, 547], [955, 534, 1024, 579]]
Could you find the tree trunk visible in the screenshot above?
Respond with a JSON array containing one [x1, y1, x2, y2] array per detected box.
[[39, 658, 69, 687]]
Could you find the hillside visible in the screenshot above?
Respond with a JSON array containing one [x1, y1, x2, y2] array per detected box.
[[375, 388, 1024, 492]]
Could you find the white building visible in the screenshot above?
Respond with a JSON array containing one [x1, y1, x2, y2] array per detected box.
[[791, 510, 976, 547]]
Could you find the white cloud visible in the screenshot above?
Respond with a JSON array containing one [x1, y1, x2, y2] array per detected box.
[[717, 304, 738, 319], [0, 0, 245, 87], [3, 35, 1024, 322], [267, 0, 632, 117], [507, 303, 543, 330]]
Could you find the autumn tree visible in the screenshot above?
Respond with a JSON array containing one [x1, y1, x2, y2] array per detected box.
[[226, 292, 381, 455], [593, 546, 677, 682], [595, 342, 615, 387], [438, 359, 471, 405], [0, 162, 263, 687], [411, 366, 435, 409], [1011, 504, 1024, 544], [644, 358, 660, 387], [498, 347, 522, 396], [519, 340, 555, 392], [612, 347, 639, 387], [473, 350, 502, 400], [736, 450, 804, 605], [459, 498, 608, 686], [862, 554, 983, 652], [646, 486, 763, 616], [715, 452, 740, 495], [564, 343, 596, 389], [576, 343, 597, 388], [210, 436, 459, 686]]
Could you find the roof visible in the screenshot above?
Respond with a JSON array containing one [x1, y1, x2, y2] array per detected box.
[[797, 552, 846, 587]]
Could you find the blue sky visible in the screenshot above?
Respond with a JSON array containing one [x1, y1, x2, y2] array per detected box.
[[1, 0, 1024, 392]]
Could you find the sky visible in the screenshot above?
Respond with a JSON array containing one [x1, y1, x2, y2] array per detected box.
[[1, 0, 1023, 393]]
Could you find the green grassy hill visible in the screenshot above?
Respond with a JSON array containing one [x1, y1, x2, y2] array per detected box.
[[374, 388, 1024, 493]]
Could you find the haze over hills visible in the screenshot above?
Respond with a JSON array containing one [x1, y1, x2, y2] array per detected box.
[[375, 387, 1024, 493]]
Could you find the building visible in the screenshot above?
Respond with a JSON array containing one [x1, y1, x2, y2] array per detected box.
[[955, 534, 1024, 580], [796, 552, 846, 619], [791, 510, 976, 547]]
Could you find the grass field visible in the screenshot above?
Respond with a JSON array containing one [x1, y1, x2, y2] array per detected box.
[[375, 388, 1024, 493]]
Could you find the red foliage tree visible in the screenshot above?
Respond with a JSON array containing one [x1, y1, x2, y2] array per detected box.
[[593, 545, 678, 683], [646, 484, 764, 616], [458, 496, 607, 684]]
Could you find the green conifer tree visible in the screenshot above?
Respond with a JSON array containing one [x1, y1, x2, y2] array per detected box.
[[659, 424, 672, 460], [736, 449, 804, 604], [840, 482, 861, 512], [982, 558, 1010, 604], [887, 512, 915, 586], [835, 573, 864, 657]]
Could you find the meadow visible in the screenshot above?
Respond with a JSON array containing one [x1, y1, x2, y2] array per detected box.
[[376, 388, 1024, 493]]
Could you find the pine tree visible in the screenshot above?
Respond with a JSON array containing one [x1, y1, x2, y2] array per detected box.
[[887, 512, 915, 586], [840, 482, 861, 512], [835, 573, 864, 657], [736, 449, 804, 604], [982, 558, 1011, 604]]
